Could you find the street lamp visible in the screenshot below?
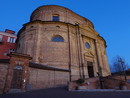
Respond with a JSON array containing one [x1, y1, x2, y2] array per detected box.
[[118, 58, 127, 81]]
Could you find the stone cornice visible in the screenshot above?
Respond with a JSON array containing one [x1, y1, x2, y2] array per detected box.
[[29, 62, 70, 72], [23, 20, 76, 27], [0, 31, 17, 38], [9, 52, 32, 60]]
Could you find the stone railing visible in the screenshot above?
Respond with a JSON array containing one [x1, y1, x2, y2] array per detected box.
[[103, 76, 130, 90], [68, 77, 100, 91], [68, 76, 130, 91]]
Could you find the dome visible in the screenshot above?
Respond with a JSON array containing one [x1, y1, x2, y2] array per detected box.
[[30, 5, 94, 28]]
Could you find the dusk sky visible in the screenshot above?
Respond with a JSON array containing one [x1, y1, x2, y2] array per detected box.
[[0, 0, 130, 68]]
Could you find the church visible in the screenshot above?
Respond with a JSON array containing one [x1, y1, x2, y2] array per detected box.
[[0, 5, 110, 93]]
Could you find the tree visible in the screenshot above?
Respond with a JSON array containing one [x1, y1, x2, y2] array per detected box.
[[110, 55, 128, 73]]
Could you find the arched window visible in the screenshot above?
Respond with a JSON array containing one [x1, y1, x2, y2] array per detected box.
[[51, 35, 64, 42], [14, 65, 23, 70]]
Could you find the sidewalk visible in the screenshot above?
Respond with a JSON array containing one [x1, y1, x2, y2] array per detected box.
[[72, 89, 130, 92], [1, 87, 130, 98]]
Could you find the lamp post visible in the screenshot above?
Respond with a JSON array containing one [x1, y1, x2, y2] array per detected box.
[[118, 58, 127, 81], [97, 69, 104, 89]]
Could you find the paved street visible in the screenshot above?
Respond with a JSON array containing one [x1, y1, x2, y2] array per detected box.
[[1, 87, 130, 98]]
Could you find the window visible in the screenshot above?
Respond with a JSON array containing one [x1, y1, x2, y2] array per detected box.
[[85, 42, 90, 49], [0, 35, 2, 42], [7, 37, 10, 42], [10, 38, 13, 43], [7, 37, 16, 43], [13, 38, 16, 43], [51, 35, 64, 42], [18, 44, 20, 48], [52, 15, 59, 21], [4, 52, 7, 56], [9, 49, 15, 53], [14, 65, 23, 70]]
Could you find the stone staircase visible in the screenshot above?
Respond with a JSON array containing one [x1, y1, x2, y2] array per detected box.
[[68, 76, 130, 91], [103, 76, 130, 90], [68, 77, 100, 91]]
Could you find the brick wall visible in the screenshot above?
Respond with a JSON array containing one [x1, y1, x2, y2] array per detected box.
[[29, 67, 69, 90], [68, 77, 100, 90], [0, 64, 8, 94], [0, 31, 16, 59], [17, 5, 111, 82], [103, 76, 130, 90], [31, 5, 94, 28]]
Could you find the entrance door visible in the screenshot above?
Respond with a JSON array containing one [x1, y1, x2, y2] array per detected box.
[[11, 66, 23, 89], [87, 61, 94, 78]]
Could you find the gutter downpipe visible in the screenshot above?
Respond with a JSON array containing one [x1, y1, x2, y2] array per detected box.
[[75, 24, 84, 79], [67, 23, 72, 81], [75, 25, 82, 78], [94, 40, 103, 89], [77, 24, 85, 79]]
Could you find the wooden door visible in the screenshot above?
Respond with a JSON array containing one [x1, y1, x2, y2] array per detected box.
[[11, 66, 23, 89], [87, 62, 94, 78]]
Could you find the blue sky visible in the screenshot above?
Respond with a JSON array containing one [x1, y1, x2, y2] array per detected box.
[[0, 0, 130, 67]]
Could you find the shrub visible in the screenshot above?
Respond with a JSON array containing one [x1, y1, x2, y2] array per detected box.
[[76, 78, 85, 85]]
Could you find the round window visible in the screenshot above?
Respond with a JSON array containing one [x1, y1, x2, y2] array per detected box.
[[85, 42, 90, 49]]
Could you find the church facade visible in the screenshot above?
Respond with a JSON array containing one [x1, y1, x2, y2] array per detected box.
[[0, 5, 110, 93]]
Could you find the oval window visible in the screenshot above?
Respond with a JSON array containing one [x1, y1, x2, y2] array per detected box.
[[85, 42, 90, 49], [51, 35, 64, 42]]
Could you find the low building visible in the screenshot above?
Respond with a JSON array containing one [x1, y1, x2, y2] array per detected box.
[[0, 29, 17, 59]]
